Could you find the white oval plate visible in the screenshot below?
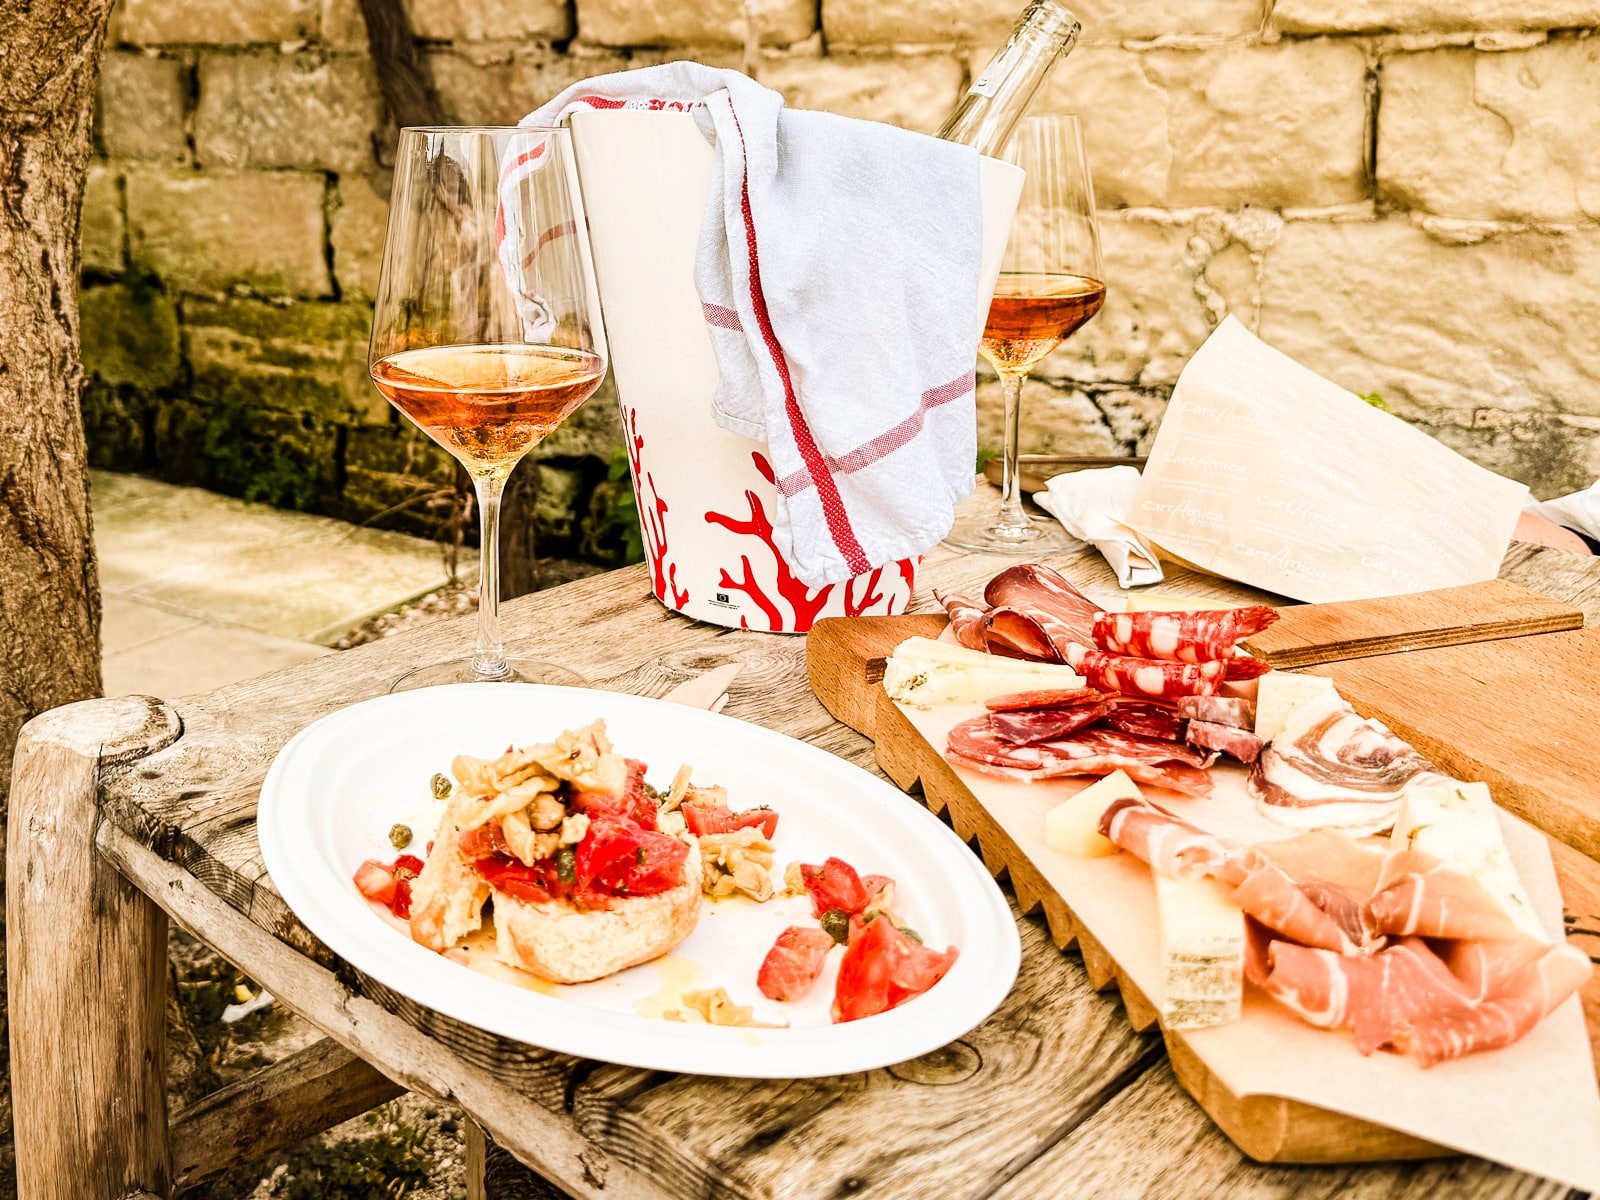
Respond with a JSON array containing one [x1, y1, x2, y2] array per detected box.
[[259, 683, 1020, 1078]]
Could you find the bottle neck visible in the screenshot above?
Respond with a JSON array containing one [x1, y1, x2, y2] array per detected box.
[[938, 2, 1081, 157]]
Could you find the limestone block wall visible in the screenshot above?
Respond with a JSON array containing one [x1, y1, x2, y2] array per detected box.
[[80, 0, 1600, 562]]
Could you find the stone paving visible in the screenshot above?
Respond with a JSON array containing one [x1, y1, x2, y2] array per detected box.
[[94, 470, 472, 697]]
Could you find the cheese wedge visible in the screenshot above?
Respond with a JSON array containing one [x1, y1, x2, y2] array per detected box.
[[1155, 873, 1245, 1029], [882, 636, 1084, 707], [1391, 775, 1546, 940], [1124, 592, 1238, 613], [1253, 671, 1341, 744], [1044, 771, 1139, 857]]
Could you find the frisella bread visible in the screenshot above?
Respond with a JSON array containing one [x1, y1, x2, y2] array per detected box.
[[405, 721, 703, 984]]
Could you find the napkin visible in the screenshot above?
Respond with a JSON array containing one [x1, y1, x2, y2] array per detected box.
[[1524, 482, 1600, 545], [1034, 466, 1163, 588], [1128, 317, 1528, 603], [523, 63, 986, 588]]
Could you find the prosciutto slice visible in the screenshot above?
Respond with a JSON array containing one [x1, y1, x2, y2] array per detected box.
[[1249, 691, 1433, 835], [1064, 644, 1227, 700], [1091, 605, 1279, 663], [984, 564, 1098, 652], [933, 589, 989, 652], [1093, 797, 1592, 1065]]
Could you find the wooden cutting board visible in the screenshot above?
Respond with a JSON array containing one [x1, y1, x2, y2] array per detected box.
[[806, 603, 1600, 1166]]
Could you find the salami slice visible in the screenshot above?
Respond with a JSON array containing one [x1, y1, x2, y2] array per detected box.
[[1187, 719, 1265, 763], [1102, 699, 1186, 742], [1091, 605, 1279, 664], [1225, 654, 1271, 680], [1176, 695, 1256, 730], [991, 703, 1112, 745], [1040, 727, 1212, 770], [984, 564, 1098, 653], [1064, 644, 1227, 700], [945, 746, 1214, 797], [985, 688, 1109, 712], [933, 589, 989, 652]]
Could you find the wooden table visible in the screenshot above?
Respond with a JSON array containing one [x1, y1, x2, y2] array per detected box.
[[9, 530, 1597, 1200]]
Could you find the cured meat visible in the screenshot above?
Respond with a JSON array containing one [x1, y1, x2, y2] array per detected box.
[[984, 606, 1064, 662], [1259, 936, 1592, 1066], [1064, 644, 1227, 700], [1248, 691, 1433, 835], [1230, 861, 1372, 955], [1223, 654, 1271, 681], [1091, 605, 1279, 664], [1098, 795, 1234, 876], [986, 688, 1109, 712], [1364, 850, 1525, 942], [984, 564, 1098, 653], [933, 589, 989, 652], [946, 715, 1047, 769], [991, 703, 1112, 745], [1176, 695, 1256, 730], [1187, 719, 1265, 764], [1102, 699, 1186, 742]]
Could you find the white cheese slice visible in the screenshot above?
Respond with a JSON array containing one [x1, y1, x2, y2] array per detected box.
[[1124, 592, 1238, 613], [1254, 671, 1341, 744], [1044, 770, 1139, 858], [1391, 775, 1547, 940], [883, 636, 1084, 707], [1155, 873, 1245, 1029]]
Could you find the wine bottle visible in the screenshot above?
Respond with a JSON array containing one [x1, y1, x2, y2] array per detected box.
[[937, 1, 1081, 156]]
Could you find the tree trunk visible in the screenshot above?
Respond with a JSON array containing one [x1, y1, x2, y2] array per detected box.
[[0, 0, 116, 1183], [357, 0, 543, 598]]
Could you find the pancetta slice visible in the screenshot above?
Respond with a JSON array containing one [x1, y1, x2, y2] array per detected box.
[[1248, 691, 1433, 835]]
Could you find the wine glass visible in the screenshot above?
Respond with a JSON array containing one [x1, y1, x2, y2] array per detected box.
[[369, 126, 608, 689], [946, 114, 1105, 554]]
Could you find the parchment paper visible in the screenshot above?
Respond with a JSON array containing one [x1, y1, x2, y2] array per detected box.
[[898, 698, 1600, 1192], [1128, 317, 1529, 603]]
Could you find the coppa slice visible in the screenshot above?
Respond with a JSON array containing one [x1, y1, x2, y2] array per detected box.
[[984, 563, 1099, 653], [933, 589, 989, 652], [991, 703, 1112, 745]]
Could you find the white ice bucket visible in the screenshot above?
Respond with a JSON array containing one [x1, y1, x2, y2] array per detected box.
[[570, 110, 1022, 632]]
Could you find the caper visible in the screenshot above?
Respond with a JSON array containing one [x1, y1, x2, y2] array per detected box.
[[819, 908, 850, 945], [897, 925, 923, 944], [389, 823, 413, 850], [556, 846, 577, 884], [429, 772, 451, 799]]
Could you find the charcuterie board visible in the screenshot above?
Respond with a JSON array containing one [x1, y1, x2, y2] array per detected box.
[[806, 600, 1600, 1167]]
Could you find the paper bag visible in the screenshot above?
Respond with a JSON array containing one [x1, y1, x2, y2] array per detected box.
[[1128, 317, 1529, 603]]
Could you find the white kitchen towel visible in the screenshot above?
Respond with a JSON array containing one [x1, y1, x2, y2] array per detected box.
[[523, 62, 985, 587], [1034, 466, 1164, 588]]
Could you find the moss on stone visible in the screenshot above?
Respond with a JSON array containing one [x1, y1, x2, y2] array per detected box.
[[153, 397, 337, 511], [80, 279, 181, 390], [82, 384, 152, 470]]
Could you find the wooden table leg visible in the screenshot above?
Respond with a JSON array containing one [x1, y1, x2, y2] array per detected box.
[[7, 697, 181, 1200]]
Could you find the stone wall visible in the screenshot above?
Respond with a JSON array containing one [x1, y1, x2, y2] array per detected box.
[[81, 1, 1600, 562]]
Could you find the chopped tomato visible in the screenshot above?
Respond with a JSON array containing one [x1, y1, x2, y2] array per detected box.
[[353, 854, 425, 919], [572, 765, 659, 831], [473, 855, 559, 905], [595, 830, 690, 896], [681, 803, 779, 840], [832, 916, 959, 1023], [574, 814, 644, 889], [757, 926, 835, 1001], [800, 857, 873, 918], [457, 823, 508, 860]]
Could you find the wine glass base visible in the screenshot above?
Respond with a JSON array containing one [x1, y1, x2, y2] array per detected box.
[[389, 657, 588, 693], [943, 511, 1082, 556]]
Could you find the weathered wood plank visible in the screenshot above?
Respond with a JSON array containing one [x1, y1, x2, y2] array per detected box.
[[988, 1061, 1566, 1200], [170, 1037, 404, 1190], [566, 911, 1159, 1200], [8, 698, 179, 1200], [97, 822, 657, 1200]]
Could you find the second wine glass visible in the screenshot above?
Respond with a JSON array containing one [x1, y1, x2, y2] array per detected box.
[[369, 126, 608, 689], [946, 114, 1105, 554]]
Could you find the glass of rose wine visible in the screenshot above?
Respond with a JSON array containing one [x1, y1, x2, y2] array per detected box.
[[369, 126, 608, 689], [946, 114, 1105, 554]]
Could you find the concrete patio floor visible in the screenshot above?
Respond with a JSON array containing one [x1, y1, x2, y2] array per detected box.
[[94, 470, 472, 698]]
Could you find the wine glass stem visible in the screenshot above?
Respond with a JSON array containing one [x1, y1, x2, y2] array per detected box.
[[996, 367, 1030, 535], [472, 472, 512, 680]]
